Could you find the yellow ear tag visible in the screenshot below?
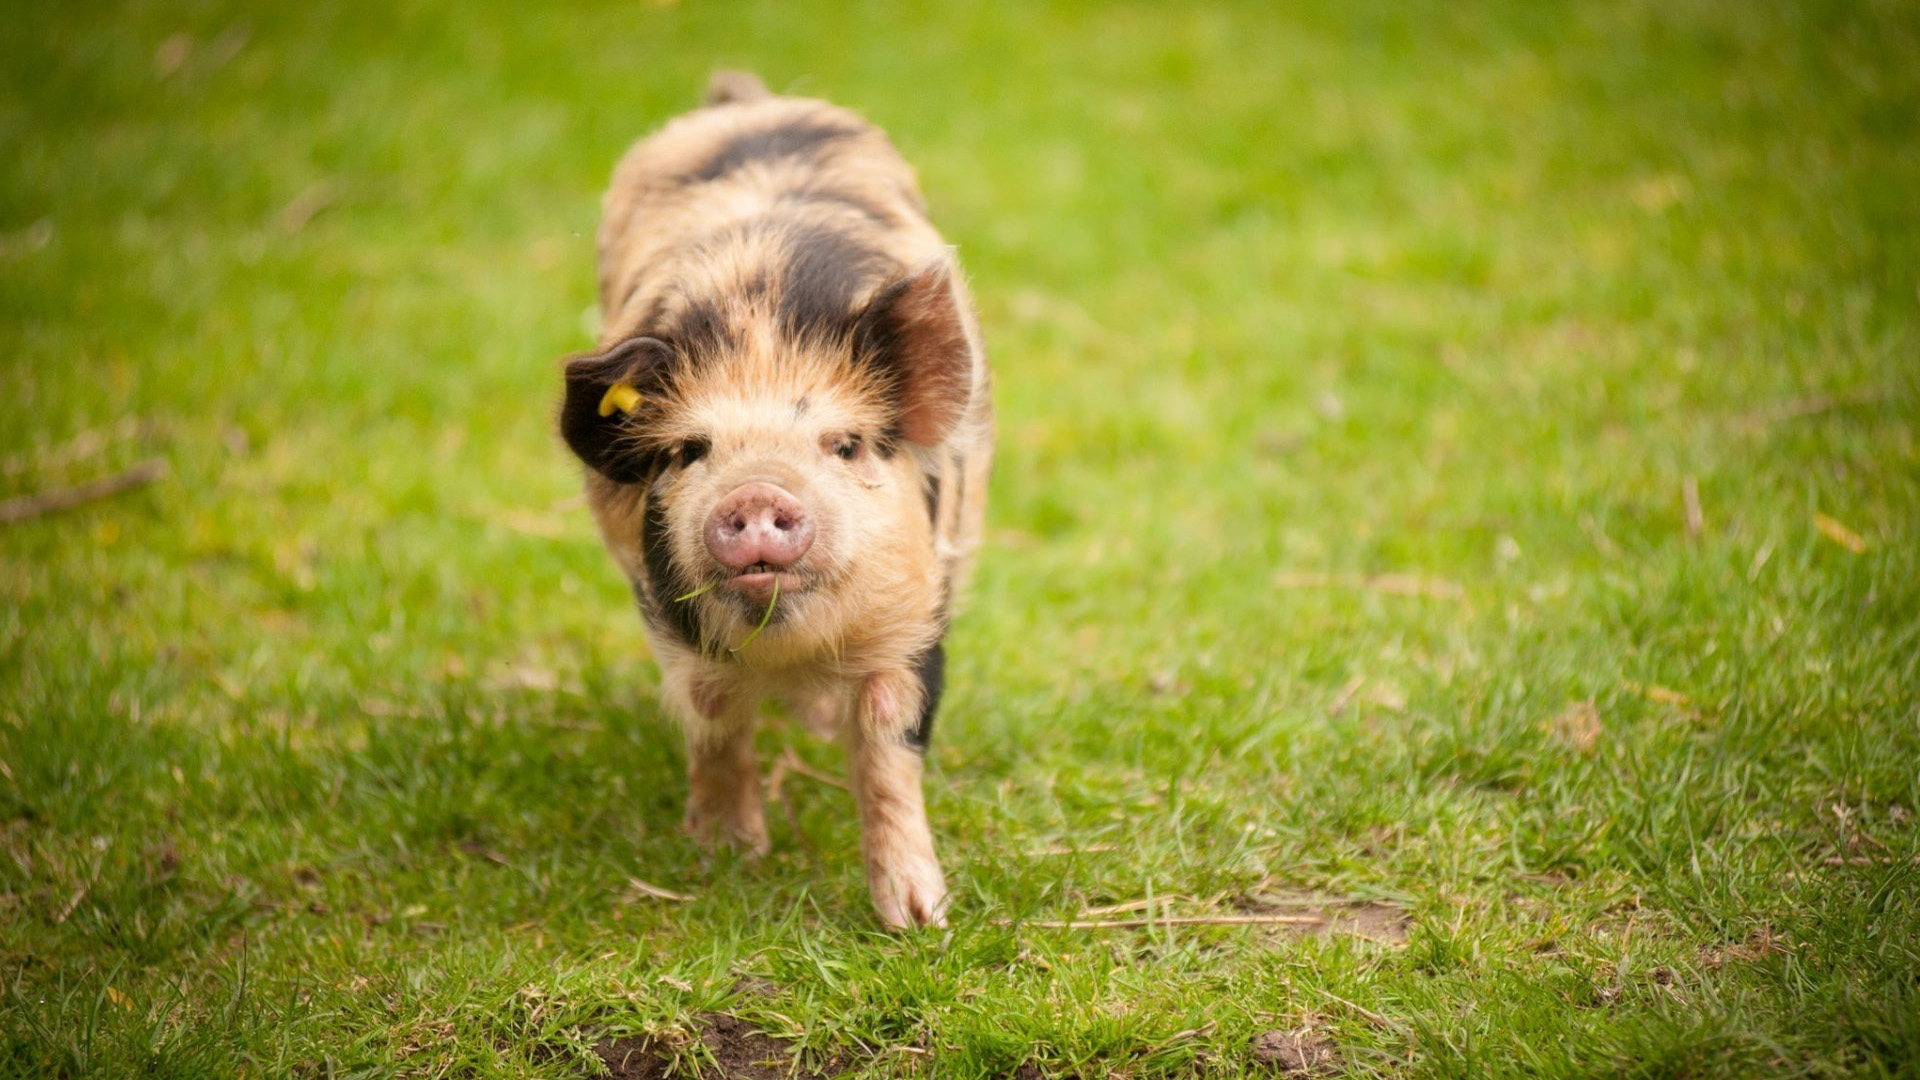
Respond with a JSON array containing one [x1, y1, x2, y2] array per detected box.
[[598, 382, 642, 417]]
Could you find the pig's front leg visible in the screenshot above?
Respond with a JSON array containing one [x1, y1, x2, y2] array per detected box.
[[678, 677, 769, 856], [849, 669, 948, 928]]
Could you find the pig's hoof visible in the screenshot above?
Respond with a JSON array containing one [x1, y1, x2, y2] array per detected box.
[[683, 807, 770, 857], [868, 851, 948, 929]]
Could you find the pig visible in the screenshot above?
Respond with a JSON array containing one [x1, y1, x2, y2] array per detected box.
[[558, 72, 992, 928]]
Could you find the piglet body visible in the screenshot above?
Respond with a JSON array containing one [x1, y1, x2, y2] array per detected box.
[[558, 72, 992, 928]]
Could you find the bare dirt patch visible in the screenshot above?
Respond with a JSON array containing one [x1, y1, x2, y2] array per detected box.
[[1250, 1028, 1338, 1074], [1546, 700, 1604, 755], [594, 1014, 827, 1080]]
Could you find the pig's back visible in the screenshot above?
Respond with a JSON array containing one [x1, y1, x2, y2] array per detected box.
[[596, 95, 947, 345]]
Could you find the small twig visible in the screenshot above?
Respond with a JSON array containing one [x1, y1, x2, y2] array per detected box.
[[1578, 513, 1622, 559], [0, 459, 168, 524], [1747, 537, 1776, 582], [1150, 1020, 1218, 1049], [1319, 990, 1396, 1030], [455, 841, 506, 864], [1813, 512, 1869, 555], [1081, 895, 1202, 917], [493, 508, 569, 539], [624, 877, 696, 903], [1682, 476, 1703, 538], [994, 914, 1323, 930], [1621, 681, 1692, 708], [1730, 387, 1887, 431], [1023, 843, 1117, 857], [778, 748, 848, 791], [54, 884, 90, 923], [1326, 676, 1366, 717], [0, 417, 153, 478], [766, 751, 813, 854], [278, 179, 335, 233], [765, 753, 788, 802], [1272, 571, 1464, 600]]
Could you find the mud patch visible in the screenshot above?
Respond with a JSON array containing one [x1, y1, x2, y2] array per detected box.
[[594, 1014, 826, 1080], [1250, 1028, 1337, 1075]]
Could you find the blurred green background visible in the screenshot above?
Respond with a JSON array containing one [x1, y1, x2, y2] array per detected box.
[[3, 1, 1917, 1077]]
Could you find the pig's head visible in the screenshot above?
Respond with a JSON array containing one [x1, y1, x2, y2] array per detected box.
[[561, 256, 976, 660]]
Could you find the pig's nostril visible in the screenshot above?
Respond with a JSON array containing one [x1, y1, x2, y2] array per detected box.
[[705, 482, 814, 570]]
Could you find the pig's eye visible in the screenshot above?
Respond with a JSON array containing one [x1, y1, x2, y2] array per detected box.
[[677, 438, 710, 467], [830, 435, 862, 462]]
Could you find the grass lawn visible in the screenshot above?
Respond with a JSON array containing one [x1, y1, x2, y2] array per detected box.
[[4, 0, 1918, 1075]]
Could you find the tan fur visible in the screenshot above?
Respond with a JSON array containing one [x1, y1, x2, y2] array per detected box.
[[573, 76, 992, 928], [683, 716, 769, 855], [850, 673, 946, 927]]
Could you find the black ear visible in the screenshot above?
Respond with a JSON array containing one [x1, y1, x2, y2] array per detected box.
[[559, 336, 674, 483], [852, 257, 976, 447]]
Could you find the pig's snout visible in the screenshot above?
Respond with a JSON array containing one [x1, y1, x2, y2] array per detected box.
[[705, 482, 815, 570]]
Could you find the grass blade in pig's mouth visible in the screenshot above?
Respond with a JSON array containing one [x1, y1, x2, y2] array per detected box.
[[731, 575, 778, 652], [674, 564, 805, 647]]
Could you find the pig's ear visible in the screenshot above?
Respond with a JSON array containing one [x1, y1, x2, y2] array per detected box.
[[559, 335, 673, 483], [853, 257, 976, 448]]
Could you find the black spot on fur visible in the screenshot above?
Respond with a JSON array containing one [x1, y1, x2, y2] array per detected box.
[[640, 491, 707, 653], [690, 118, 866, 183], [777, 220, 894, 342], [905, 641, 945, 752], [655, 294, 737, 361], [650, 216, 892, 357], [850, 272, 917, 447], [923, 471, 940, 526]]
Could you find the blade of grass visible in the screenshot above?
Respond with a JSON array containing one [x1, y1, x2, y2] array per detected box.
[[732, 575, 778, 652]]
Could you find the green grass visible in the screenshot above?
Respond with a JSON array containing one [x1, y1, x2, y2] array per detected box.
[[3, 0, 1917, 1076]]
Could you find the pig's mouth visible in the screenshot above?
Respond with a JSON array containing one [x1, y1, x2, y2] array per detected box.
[[722, 562, 809, 604]]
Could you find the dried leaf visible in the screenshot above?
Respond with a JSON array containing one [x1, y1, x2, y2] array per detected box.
[[1813, 512, 1868, 554], [1549, 701, 1604, 755], [625, 877, 697, 903]]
